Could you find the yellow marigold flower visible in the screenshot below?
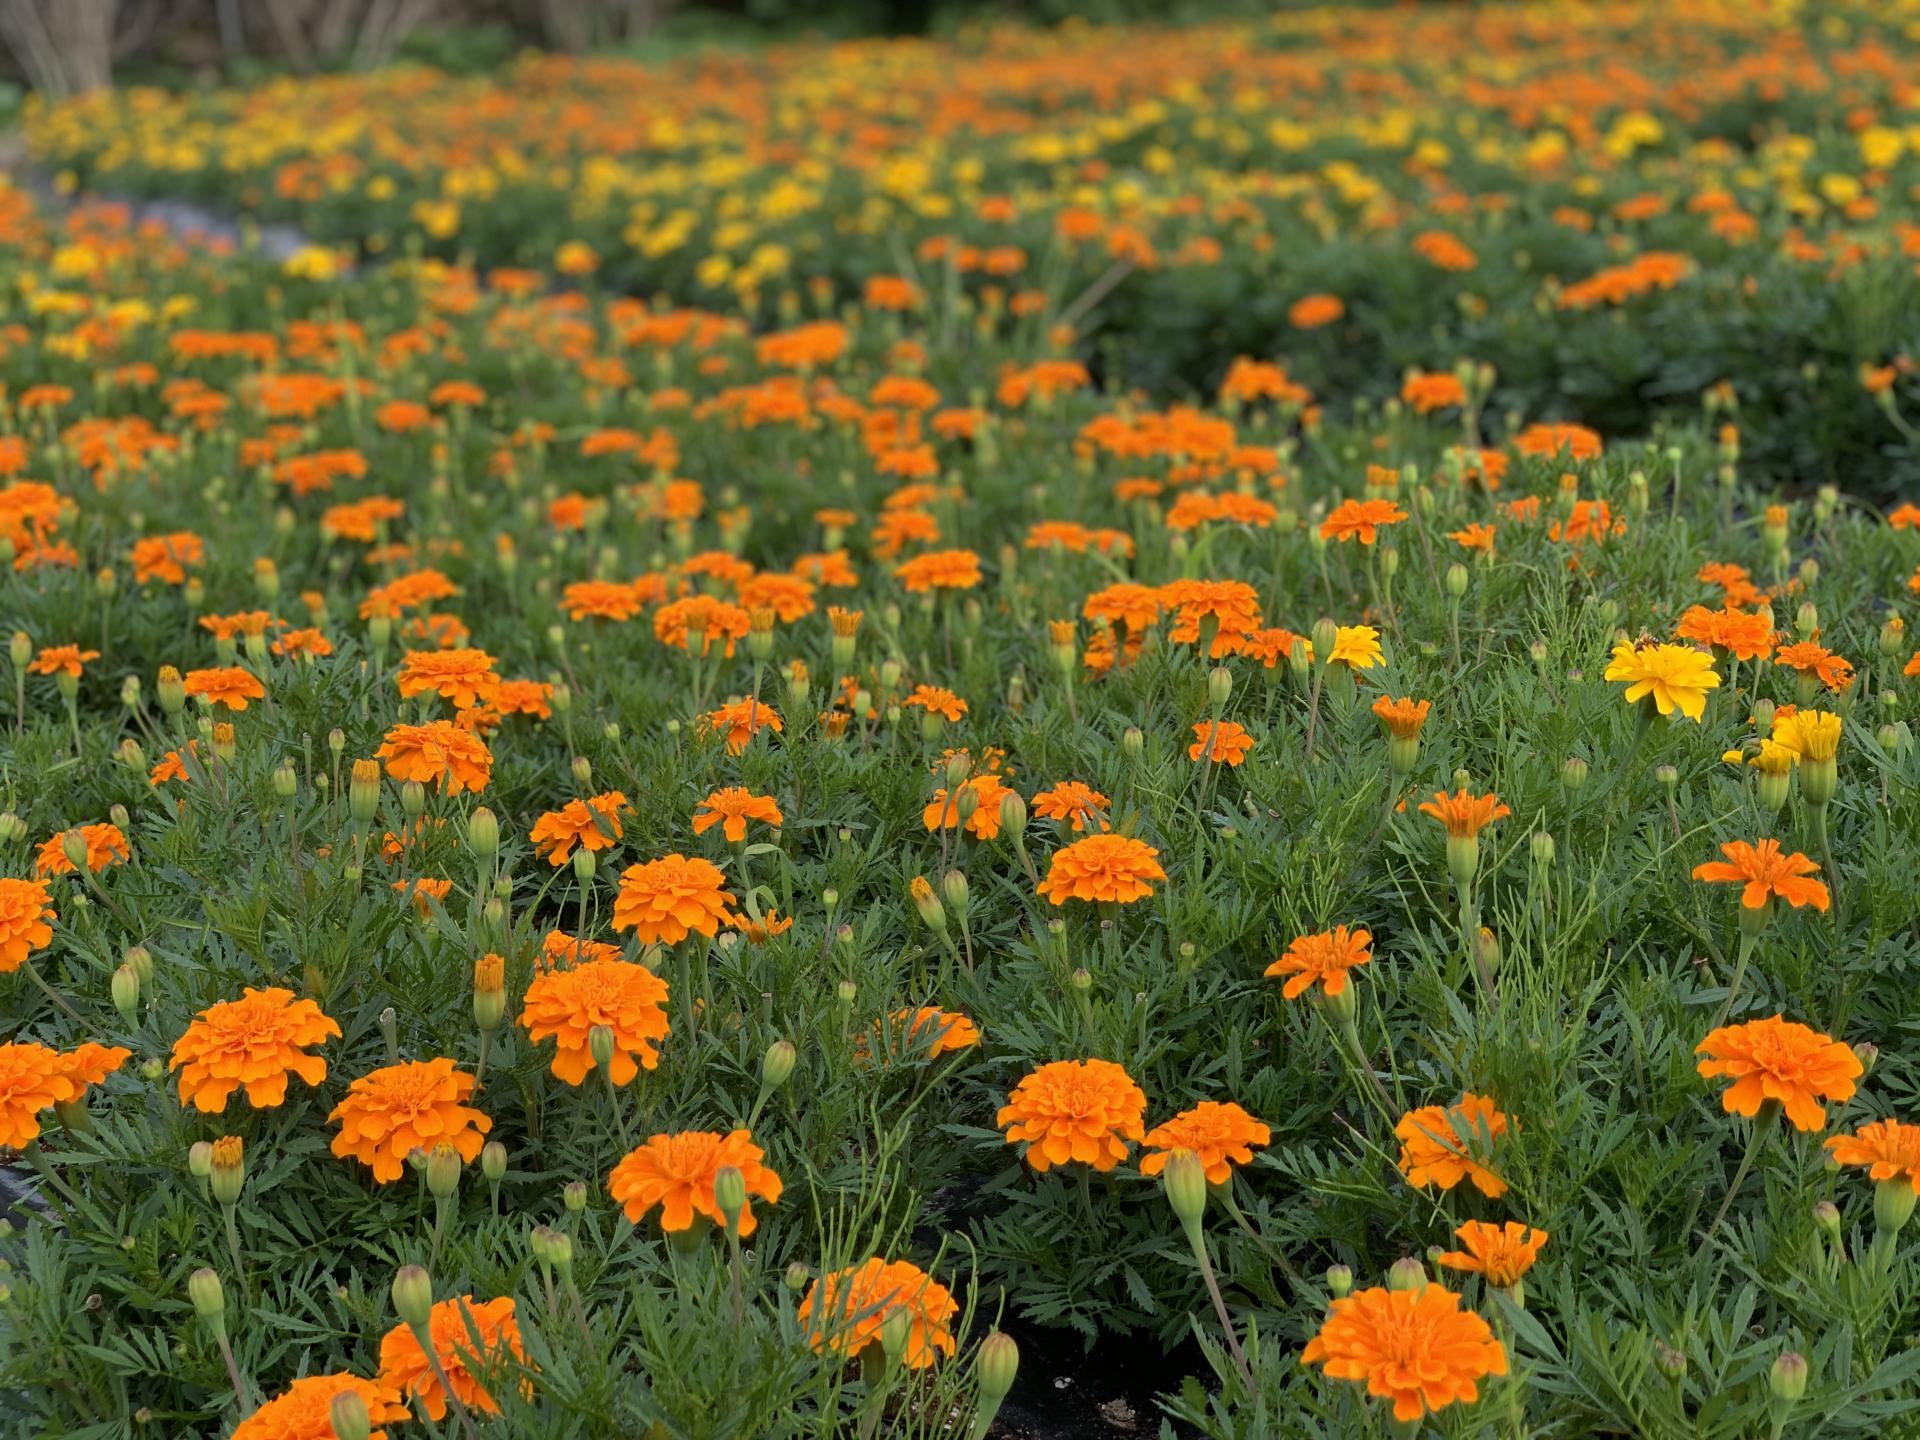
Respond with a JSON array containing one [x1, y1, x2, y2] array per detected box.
[[1604, 640, 1719, 721]]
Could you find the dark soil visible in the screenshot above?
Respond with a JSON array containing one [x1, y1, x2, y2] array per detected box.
[[989, 1326, 1201, 1439]]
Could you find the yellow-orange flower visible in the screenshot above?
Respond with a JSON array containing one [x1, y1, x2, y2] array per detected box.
[[691, 786, 783, 843], [231, 1373, 409, 1440], [1417, 789, 1509, 839], [170, 986, 341, 1112], [608, 1129, 782, 1235], [1037, 833, 1165, 905], [1435, 1221, 1549, 1289], [377, 1296, 525, 1422], [528, 791, 627, 865], [1137, 1100, 1270, 1183], [0, 877, 55, 973], [0, 1041, 78, 1147], [1691, 839, 1829, 912], [1824, 1119, 1920, 1187], [1189, 719, 1254, 765], [997, 1058, 1147, 1172], [611, 854, 737, 945], [1396, 1093, 1511, 1197], [1265, 925, 1372, 999], [396, 648, 501, 709], [1301, 1284, 1508, 1423], [519, 957, 670, 1085], [328, 1058, 490, 1182], [34, 822, 129, 876], [1327, 624, 1383, 671], [28, 644, 97, 678], [798, 1259, 957, 1369], [1370, 696, 1431, 739], [1696, 1015, 1862, 1132], [377, 721, 493, 795], [182, 666, 268, 711], [895, 548, 982, 592], [1320, 498, 1408, 544], [1604, 641, 1719, 721]]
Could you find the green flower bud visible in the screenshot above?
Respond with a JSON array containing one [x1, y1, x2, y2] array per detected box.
[[1325, 1264, 1353, 1299], [714, 1166, 747, 1235], [1162, 1149, 1208, 1244], [761, 1039, 796, 1091], [1769, 1351, 1808, 1404], [111, 963, 140, 1024], [467, 807, 499, 858], [1387, 1257, 1428, 1292], [588, 1025, 616, 1073], [481, 1141, 507, 1185], [425, 1142, 461, 1199], [328, 1388, 372, 1440], [976, 1330, 1019, 1411], [188, 1268, 226, 1337], [390, 1265, 433, 1330]]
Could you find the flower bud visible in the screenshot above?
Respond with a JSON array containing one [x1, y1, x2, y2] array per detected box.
[[329, 1389, 371, 1440], [785, 1262, 811, 1292], [157, 665, 185, 714], [1207, 666, 1232, 709], [588, 1025, 616, 1073], [941, 869, 970, 915], [1875, 1176, 1916, 1242], [761, 1039, 796, 1091], [473, 953, 506, 1032], [1310, 618, 1338, 666], [879, 1306, 912, 1361], [1769, 1351, 1808, 1404], [426, 1142, 461, 1199], [61, 829, 90, 872], [1654, 1342, 1687, 1379], [400, 780, 425, 818], [1325, 1264, 1353, 1299], [272, 759, 297, 798], [910, 875, 947, 932], [111, 963, 140, 1024], [1387, 1257, 1428, 1292], [714, 1165, 747, 1235], [1561, 756, 1589, 791], [188, 1268, 226, 1336], [976, 1330, 1019, 1407], [1122, 726, 1144, 757], [1529, 831, 1555, 869], [998, 790, 1027, 842], [468, 807, 499, 858], [349, 760, 380, 823], [209, 1137, 244, 1206], [7, 632, 28, 670], [1813, 1200, 1841, 1243], [391, 1265, 433, 1330], [1445, 563, 1469, 598], [563, 1179, 588, 1213], [481, 1140, 507, 1184], [1162, 1149, 1208, 1243], [188, 1140, 214, 1180]]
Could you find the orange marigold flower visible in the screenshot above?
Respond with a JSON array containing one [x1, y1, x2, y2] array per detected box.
[[1691, 839, 1829, 912], [1824, 1118, 1920, 1187], [691, 786, 783, 843], [57, 1041, 130, 1095], [612, 854, 737, 945], [327, 1058, 490, 1183], [1137, 1100, 1270, 1183], [1396, 1092, 1511, 1197], [1320, 498, 1408, 544], [871, 1006, 982, 1062], [170, 986, 341, 1112], [519, 957, 670, 1085], [1371, 696, 1431, 739], [799, 1259, 958, 1370], [28, 644, 97, 678], [564, 579, 647, 623], [0, 1041, 79, 1147], [608, 1128, 782, 1235], [1038, 833, 1165, 905], [34, 822, 130, 876], [1435, 1221, 1549, 1289], [1402, 371, 1468, 413], [997, 1057, 1147, 1172], [182, 666, 268, 711], [1289, 293, 1345, 328], [1302, 1284, 1508, 1422], [1030, 780, 1111, 833], [1265, 925, 1373, 999], [895, 548, 982, 593], [1513, 422, 1603, 461], [923, 772, 1015, 840], [1189, 719, 1255, 765], [0, 877, 55, 973], [396, 648, 500, 709], [654, 594, 751, 658], [377, 1296, 525, 1422], [232, 1373, 409, 1440], [1449, 522, 1496, 552], [1696, 1015, 1862, 1132], [1083, 582, 1161, 634], [377, 721, 493, 795], [1417, 790, 1509, 839], [700, 698, 782, 754], [902, 684, 968, 722], [528, 791, 627, 866]]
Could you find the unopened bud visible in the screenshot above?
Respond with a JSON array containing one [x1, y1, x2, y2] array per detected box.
[[1769, 1351, 1808, 1404], [761, 1039, 796, 1091], [391, 1265, 433, 1330]]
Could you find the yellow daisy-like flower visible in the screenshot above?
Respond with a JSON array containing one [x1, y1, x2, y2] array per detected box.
[[1603, 641, 1719, 721]]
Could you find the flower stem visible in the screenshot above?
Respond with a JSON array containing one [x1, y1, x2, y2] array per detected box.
[[1706, 1103, 1778, 1239]]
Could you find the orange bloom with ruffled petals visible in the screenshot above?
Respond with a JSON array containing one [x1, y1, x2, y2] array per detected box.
[[519, 957, 670, 1085], [528, 792, 627, 866], [608, 1128, 782, 1235], [34, 822, 130, 876], [1031, 780, 1111, 833], [1302, 1285, 1508, 1423], [799, 1259, 958, 1370], [396, 648, 501, 709], [328, 1058, 490, 1182], [997, 1058, 1147, 1172], [377, 1296, 526, 1422], [692, 787, 783, 843], [1691, 838, 1828, 912], [1320, 498, 1408, 544], [1824, 1119, 1920, 1187], [377, 721, 493, 795], [1696, 1015, 1861, 1132], [611, 854, 737, 945], [1189, 719, 1254, 765], [0, 877, 55, 973], [1265, 925, 1373, 999], [1435, 1221, 1549, 1289], [1138, 1100, 1270, 1183], [182, 666, 268, 711], [1417, 790, 1510, 839], [1037, 833, 1165, 905], [1396, 1092, 1511, 1197], [171, 986, 341, 1112], [0, 1041, 79, 1148], [232, 1373, 409, 1440]]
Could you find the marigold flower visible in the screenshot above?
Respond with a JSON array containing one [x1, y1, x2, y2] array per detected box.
[[902, 684, 968, 722], [1302, 1284, 1508, 1422], [377, 721, 493, 795], [1037, 833, 1165, 905], [895, 548, 982, 592], [57, 1042, 129, 1096], [1691, 839, 1828, 912], [997, 1058, 1148, 1172], [1328, 624, 1383, 671], [377, 1296, 525, 1422], [396, 648, 501, 709], [1320, 498, 1408, 544], [1396, 1092, 1511, 1197], [1776, 709, 1842, 762], [34, 822, 130, 876], [1289, 293, 1344, 328], [328, 1058, 490, 1183], [1189, 719, 1254, 765], [1417, 790, 1510, 839], [182, 666, 268, 711], [871, 1006, 981, 1062], [231, 1372, 409, 1440], [28, 644, 97, 678], [519, 957, 670, 1085], [1696, 1015, 1861, 1132], [608, 1128, 782, 1235], [1030, 780, 1112, 833], [923, 772, 1015, 840], [1435, 1221, 1549, 1289], [0, 877, 55, 973], [1824, 1119, 1920, 1187], [700, 698, 782, 754], [1137, 1100, 1270, 1183], [170, 986, 341, 1112], [799, 1259, 958, 1369], [528, 791, 627, 865], [1371, 696, 1431, 739], [691, 786, 783, 843], [0, 1041, 79, 1148], [1604, 641, 1719, 721], [1265, 925, 1373, 999], [611, 854, 737, 944]]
